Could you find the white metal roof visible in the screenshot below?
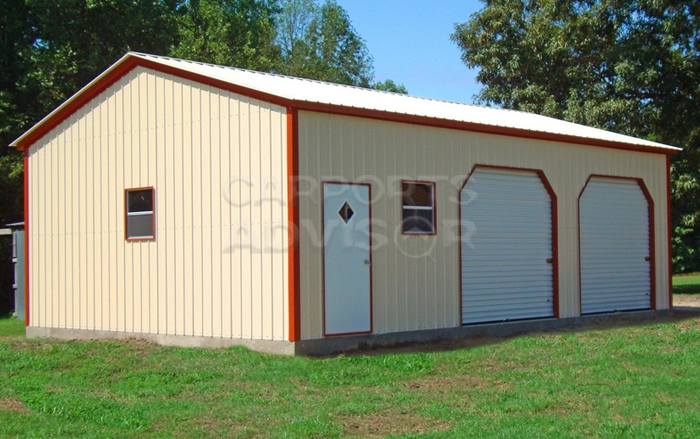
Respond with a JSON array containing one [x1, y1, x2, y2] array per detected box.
[[12, 51, 680, 152]]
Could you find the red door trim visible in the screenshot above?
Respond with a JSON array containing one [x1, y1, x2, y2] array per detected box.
[[577, 175, 656, 314], [321, 181, 374, 337], [458, 164, 559, 324]]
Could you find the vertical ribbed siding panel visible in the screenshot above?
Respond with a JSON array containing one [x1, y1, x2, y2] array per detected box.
[[219, 92, 232, 338], [200, 86, 213, 337], [229, 97, 242, 338], [250, 102, 263, 340], [239, 98, 252, 339], [143, 74, 156, 333], [122, 81, 134, 334], [297, 112, 670, 339], [25, 68, 294, 342], [132, 78, 144, 334], [260, 103, 273, 340], [273, 108, 286, 341], [172, 79, 185, 336], [112, 86, 123, 332], [181, 80, 194, 336], [69, 116, 79, 329], [162, 75, 176, 336], [83, 106, 95, 330], [191, 86, 204, 336], [210, 89, 223, 338]]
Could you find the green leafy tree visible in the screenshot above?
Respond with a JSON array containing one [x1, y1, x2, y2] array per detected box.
[[22, 0, 180, 120], [372, 79, 408, 94], [451, 0, 700, 273], [170, 0, 280, 71], [276, 0, 374, 86]]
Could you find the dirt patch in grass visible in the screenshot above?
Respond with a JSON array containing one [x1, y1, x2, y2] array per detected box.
[[0, 397, 32, 414], [169, 411, 272, 439], [339, 410, 451, 438], [403, 373, 511, 392], [8, 340, 54, 351], [674, 295, 700, 307]]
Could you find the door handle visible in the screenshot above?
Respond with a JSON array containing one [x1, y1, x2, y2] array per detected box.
[[645, 256, 651, 262], [364, 259, 371, 265], [546, 258, 553, 264]]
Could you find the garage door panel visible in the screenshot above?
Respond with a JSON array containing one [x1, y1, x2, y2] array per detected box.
[[580, 178, 652, 314], [461, 287, 554, 299], [461, 168, 555, 325]]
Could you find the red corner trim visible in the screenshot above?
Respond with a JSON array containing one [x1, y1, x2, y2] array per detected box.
[[24, 148, 30, 326], [287, 108, 301, 341], [666, 156, 673, 308]]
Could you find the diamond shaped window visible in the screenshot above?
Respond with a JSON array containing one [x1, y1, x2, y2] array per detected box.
[[338, 201, 354, 224]]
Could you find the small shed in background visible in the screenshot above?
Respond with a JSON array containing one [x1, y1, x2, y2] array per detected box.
[[7, 222, 25, 321]]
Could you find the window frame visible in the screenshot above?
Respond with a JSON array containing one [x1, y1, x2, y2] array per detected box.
[[125, 187, 155, 241], [401, 180, 437, 236]]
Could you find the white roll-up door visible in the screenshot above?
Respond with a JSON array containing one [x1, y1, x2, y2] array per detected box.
[[461, 168, 555, 324], [580, 178, 652, 314]]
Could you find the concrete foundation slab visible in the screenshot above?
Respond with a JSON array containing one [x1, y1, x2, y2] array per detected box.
[[26, 327, 296, 356], [26, 309, 674, 357]]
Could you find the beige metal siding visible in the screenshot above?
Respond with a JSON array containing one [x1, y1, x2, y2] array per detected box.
[[298, 111, 670, 340], [27, 67, 289, 341]]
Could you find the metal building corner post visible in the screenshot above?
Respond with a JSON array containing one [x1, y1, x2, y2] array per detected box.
[[287, 107, 301, 342], [23, 147, 30, 326]]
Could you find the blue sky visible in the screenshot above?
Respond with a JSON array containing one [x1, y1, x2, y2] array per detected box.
[[335, 0, 484, 104]]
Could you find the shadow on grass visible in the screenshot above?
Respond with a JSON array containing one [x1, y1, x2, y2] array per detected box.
[[345, 307, 700, 357], [674, 284, 700, 295]]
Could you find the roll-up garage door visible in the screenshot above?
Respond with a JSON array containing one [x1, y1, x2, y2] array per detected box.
[[461, 167, 555, 324], [580, 177, 652, 314]]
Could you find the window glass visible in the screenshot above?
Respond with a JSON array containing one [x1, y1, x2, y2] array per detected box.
[[402, 182, 435, 234], [126, 188, 154, 239], [128, 189, 153, 212]]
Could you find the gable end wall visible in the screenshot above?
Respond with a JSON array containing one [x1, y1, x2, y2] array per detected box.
[[26, 67, 290, 341]]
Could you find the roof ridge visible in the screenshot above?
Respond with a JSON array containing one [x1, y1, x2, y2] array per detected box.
[[129, 51, 497, 110]]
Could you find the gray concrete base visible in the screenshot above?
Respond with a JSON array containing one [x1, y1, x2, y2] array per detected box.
[[26, 327, 296, 356], [295, 309, 674, 356], [26, 309, 675, 356]]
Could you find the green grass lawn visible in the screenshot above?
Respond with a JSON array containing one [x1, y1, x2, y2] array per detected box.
[[673, 273, 700, 295], [0, 318, 25, 338], [2, 315, 700, 438]]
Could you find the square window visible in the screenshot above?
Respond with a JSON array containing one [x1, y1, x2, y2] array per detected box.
[[402, 181, 436, 234], [126, 188, 154, 240]]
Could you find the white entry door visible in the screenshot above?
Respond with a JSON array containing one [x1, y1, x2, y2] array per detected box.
[[323, 183, 372, 335], [580, 177, 652, 314]]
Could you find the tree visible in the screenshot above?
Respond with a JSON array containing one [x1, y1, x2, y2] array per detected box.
[[22, 0, 180, 120], [170, 0, 280, 71], [451, 0, 700, 273], [372, 79, 408, 94], [276, 0, 374, 87]]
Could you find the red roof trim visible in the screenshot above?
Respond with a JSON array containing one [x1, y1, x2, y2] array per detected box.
[[12, 54, 679, 156]]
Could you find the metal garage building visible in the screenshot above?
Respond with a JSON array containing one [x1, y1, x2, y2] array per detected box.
[[11, 53, 679, 355]]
